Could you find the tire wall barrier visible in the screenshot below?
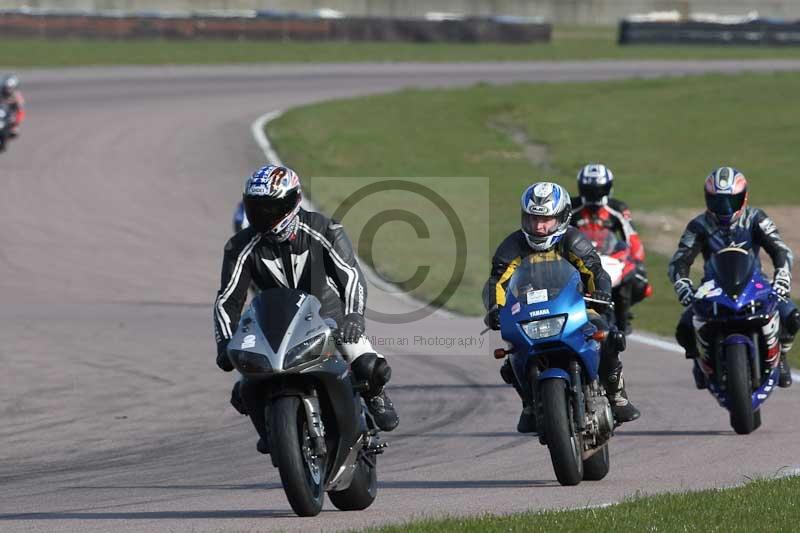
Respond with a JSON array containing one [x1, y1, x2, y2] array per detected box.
[[619, 20, 800, 46], [0, 12, 551, 43]]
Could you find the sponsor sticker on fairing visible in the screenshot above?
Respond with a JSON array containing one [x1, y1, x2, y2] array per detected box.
[[241, 334, 257, 349], [511, 302, 521, 315], [527, 289, 548, 304]]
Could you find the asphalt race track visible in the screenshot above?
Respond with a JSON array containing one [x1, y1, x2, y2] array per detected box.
[[2, 60, 800, 532]]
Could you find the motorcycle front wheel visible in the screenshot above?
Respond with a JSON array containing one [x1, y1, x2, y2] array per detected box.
[[540, 378, 583, 486], [271, 396, 326, 516]]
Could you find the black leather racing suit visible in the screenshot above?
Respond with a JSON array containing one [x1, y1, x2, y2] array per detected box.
[[668, 207, 796, 357], [214, 208, 366, 355]]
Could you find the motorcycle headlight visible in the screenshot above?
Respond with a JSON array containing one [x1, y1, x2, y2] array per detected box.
[[229, 349, 273, 375], [522, 316, 566, 340], [284, 333, 327, 369]]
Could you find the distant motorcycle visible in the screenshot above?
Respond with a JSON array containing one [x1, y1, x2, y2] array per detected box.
[[227, 288, 384, 516], [691, 247, 784, 434], [0, 103, 16, 153], [494, 255, 615, 486], [580, 226, 651, 332]]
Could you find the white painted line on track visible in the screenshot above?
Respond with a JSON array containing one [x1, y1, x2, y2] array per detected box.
[[630, 332, 800, 382]]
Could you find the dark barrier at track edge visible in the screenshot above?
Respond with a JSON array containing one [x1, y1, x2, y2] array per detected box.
[[619, 19, 800, 46], [0, 11, 552, 43]]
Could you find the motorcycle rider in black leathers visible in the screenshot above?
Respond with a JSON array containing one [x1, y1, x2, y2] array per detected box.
[[483, 182, 641, 434], [571, 164, 651, 334], [214, 165, 399, 453], [669, 167, 799, 389]]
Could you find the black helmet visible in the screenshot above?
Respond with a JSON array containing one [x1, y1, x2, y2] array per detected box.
[[577, 163, 613, 205]]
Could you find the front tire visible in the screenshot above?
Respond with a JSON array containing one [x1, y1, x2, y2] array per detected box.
[[328, 453, 377, 511], [582, 443, 610, 481], [726, 344, 755, 435], [540, 379, 583, 486], [270, 396, 325, 516]]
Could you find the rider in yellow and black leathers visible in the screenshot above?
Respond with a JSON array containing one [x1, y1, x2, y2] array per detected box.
[[483, 182, 641, 434]]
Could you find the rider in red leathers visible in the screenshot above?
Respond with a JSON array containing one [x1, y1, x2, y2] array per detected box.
[[571, 164, 651, 333], [1, 75, 25, 137]]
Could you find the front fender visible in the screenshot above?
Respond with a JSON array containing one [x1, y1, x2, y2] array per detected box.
[[538, 368, 571, 382]]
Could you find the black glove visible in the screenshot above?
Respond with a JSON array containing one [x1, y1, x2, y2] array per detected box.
[[673, 278, 694, 307], [484, 305, 500, 331], [587, 290, 613, 311], [216, 343, 234, 372], [340, 313, 366, 344]]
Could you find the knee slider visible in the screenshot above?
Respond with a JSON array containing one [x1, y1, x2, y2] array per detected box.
[[351, 352, 391, 393], [675, 321, 694, 349], [499, 359, 515, 385], [602, 328, 626, 355], [787, 309, 800, 337]]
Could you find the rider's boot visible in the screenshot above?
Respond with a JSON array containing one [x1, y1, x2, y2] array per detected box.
[[602, 331, 640, 423], [352, 353, 399, 431], [500, 359, 537, 434]]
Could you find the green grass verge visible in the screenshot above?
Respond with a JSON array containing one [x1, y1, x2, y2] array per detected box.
[[7, 26, 800, 66], [363, 475, 800, 532], [269, 72, 798, 303]]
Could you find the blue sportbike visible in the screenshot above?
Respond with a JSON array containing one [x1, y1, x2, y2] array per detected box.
[[691, 247, 784, 434], [495, 256, 614, 486]]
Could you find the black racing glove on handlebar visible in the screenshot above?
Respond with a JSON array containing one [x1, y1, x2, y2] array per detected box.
[[484, 305, 501, 331], [340, 313, 366, 344], [588, 290, 613, 311]]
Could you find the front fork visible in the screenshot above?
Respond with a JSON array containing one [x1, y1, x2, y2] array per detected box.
[[302, 391, 327, 456]]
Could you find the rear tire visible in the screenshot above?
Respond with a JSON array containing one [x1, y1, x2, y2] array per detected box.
[[328, 454, 378, 511], [270, 396, 325, 516], [726, 344, 755, 435], [540, 379, 583, 486], [582, 443, 610, 481], [752, 409, 762, 431]]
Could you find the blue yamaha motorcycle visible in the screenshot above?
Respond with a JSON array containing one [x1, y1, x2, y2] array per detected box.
[[691, 247, 784, 434], [494, 256, 614, 486]]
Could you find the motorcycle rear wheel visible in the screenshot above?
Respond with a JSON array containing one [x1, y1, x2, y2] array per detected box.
[[328, 453, 377, 511], [582, 443, 610, 481]]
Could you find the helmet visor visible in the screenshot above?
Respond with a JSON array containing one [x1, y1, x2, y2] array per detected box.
[[244, 190, 300, 231], [522, 212, 558, 237], [579, 184, 609, 203], [706, 192, 745, 216]]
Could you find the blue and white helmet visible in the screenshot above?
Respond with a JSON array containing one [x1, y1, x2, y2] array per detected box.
[[520, 182, 572, 251]]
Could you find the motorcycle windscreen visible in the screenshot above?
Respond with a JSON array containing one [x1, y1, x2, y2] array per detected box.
[[250, 288, 305, 352], [506, 255, 583, 303], [709, 248, 756, 299], [579, 227, 625, 255]]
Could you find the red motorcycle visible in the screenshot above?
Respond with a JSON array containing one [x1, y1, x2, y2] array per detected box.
[[579, 226, 652, 332]]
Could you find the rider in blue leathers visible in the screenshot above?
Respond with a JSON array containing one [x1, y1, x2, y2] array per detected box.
[[669, 167, 799, 389]]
